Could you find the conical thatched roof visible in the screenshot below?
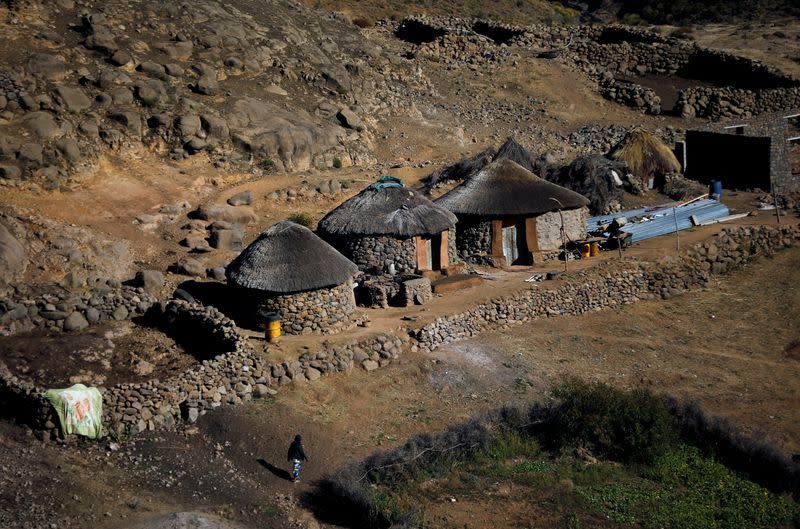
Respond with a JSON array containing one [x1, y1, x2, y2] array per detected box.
[[317, 178, 457, 237], [494, 137, 542, 174], [226, 221, 358, 293], [436, 158, 589, 216], [607, 129, 681, 182]]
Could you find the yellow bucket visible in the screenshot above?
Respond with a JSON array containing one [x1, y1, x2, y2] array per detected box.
[[580, 243, 591, 258], [590, 241, 600, 257]]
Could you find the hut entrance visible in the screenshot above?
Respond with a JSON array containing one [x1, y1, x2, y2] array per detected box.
[[415, 233, 448, 272], [500, 221, 528, 265]]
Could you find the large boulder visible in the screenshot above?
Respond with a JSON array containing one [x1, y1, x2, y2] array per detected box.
[[53, 86, 92, 112], [225, 97, 343, 171], [135, 270, 165, 292], [194, 203, 258, 225], [0, 223, 26, 284]]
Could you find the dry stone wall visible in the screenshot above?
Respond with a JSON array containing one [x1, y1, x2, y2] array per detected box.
[[455, 218, 492, 257], [1, 225, 797, 442], [255, 282, 357, 335], [414, 225, 799, 350], [327, 234, 417, 273], [0, 282, 155, 336]]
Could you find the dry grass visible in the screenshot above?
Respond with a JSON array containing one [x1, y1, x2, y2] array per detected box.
[[608, 128, 682, 182]]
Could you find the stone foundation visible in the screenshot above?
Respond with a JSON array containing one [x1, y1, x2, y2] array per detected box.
[[255, 282, 356, 335]]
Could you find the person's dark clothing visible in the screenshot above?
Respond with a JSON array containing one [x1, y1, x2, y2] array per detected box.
[[287, 437, 308, 462]]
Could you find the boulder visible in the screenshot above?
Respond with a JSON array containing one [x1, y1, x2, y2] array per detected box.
[[226, 191, 252, 206], [336, 107, 363, 129], [0, 165, 21, 179], [181, 235, 212, 252], [17, 143, 44, 168], [135, 270, 165, 292], [27, 53, 69, 81], [55, 139, 81, 162], [53, 86, 92, 112], [22, 112, 63, 140], [209, 229, 242, 251], [110, 50, 133, 67], [64, 311, 89, 331], [0, 223, 26, 283], [173, 257, 206, 276], [174, 114, 201, 139], [225, 97, 343, 172], [194, 203, 258, 225]]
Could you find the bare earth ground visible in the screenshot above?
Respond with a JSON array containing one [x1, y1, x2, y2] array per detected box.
[[1, 242, 798, 529]]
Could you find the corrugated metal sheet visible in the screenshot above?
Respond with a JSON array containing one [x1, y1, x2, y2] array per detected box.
[[587, 199, 731, 243]]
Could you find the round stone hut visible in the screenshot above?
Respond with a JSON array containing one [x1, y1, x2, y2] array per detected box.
[[435, 159, 590, 265], [317, 176, 458, 274], [225, 221, 359, 335]]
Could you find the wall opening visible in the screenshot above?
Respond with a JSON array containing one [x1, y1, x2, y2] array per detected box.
[[471, 21, 525, 45], [395, 19, 447, 44]]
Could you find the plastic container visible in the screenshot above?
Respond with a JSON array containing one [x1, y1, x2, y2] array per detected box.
[[589, 241, 600, 257], [580, 243, 591, 258], [710, 180, 723, 200], [263, 312, 281, 343]]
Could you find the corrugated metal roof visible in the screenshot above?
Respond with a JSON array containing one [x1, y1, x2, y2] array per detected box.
[[587, 199, 731, 243]]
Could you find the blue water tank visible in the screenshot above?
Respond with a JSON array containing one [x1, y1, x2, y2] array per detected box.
[[710, 180, 723, 200]]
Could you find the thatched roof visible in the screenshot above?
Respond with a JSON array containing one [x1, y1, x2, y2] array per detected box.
[[226, 221, 358, 293], [424, 137, 548, 191], [607, 129, 681, 182], [435, 159, 590, 216], [317, 178, 457, 237], [547, 155, 627, 215]]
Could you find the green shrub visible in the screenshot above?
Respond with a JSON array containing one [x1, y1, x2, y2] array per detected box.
[[261, 158, 276, 171], [332, 157, 342, 169], [287, 212, 314, 228], [545, 379, 678, 463]]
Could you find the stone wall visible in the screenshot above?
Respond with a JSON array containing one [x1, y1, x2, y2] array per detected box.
[[536, 208, 588, 251], [413, 225, 799, 350], [1, 225, 797, 442], [455, 218, 492, 257], [327, 234, 417, 273], [0, 281, 155, 336], [255, 282, 357, 335]]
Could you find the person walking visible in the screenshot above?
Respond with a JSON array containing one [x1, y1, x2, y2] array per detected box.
[[287, 434, 308, 483]]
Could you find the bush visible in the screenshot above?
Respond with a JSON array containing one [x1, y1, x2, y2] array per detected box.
[[544, 379, 678, 464], [286, 212, 314, 229], [352, 16, 374, 28], [332, 157, 342, 169]]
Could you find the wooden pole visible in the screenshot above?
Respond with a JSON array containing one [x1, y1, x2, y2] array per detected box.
[[550, 198, 567, 272], [673, 207, 680, 254], [773, 188, 782, 224]]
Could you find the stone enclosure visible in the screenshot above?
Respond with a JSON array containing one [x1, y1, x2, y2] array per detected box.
[[0, 224, 797, 442]]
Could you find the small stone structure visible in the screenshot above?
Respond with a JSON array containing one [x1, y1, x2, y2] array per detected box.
[[437, 159, 590, 265], [225, 221, 359, 335], [686, 112, 799, 193], [317, 177, 458, 275]]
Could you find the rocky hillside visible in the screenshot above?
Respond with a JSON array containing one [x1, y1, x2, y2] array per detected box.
[[0, 0, 438, 188]]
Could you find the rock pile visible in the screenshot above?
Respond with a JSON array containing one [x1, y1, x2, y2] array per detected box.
[[0, 281, 155, 336]]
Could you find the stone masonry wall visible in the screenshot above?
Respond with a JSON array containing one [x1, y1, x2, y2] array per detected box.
[[1, 225, 797, 441], [329, 234, 417, 273], [455, 218, 492, 257], [256, 282, 357, 335]]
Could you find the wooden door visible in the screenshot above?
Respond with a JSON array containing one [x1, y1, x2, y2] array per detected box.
[[502, 225, 517, 265]]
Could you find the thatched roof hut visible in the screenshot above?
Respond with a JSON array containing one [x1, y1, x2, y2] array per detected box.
[[436, 158, 589, 216], [607, 129, 681, 185], [318, 176, 457, 238], [226, 221, 358, 294]]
